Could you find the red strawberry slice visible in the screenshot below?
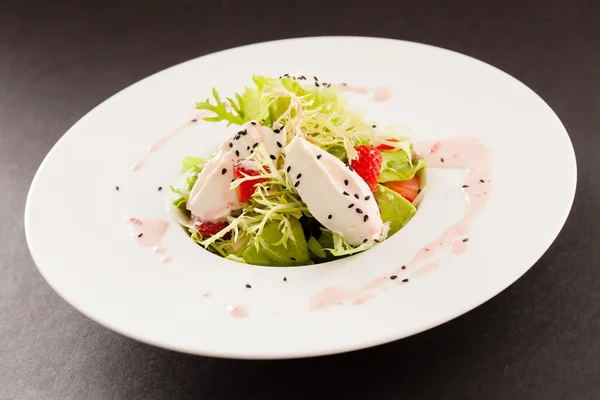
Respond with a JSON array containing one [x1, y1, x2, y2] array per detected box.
[[192, 216, 230, 238], [384, 176, 420, 202], [233, 160, 268, 202], [376, 138, 399, 151], [349, 145, 382, 193]]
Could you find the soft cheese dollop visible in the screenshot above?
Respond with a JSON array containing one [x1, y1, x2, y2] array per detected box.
[[284, 136, 384, 246], [187, 121, 285, 221]]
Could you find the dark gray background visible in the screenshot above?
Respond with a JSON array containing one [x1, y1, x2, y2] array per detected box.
[[1, 0, 598, 399]]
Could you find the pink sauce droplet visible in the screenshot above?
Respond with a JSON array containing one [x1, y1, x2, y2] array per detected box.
[[200, 291, 211, 297], [130, 159, 143, 171], [450, 239, 468, 255], [152, 245, 166, 254], [225, 304, 249, 318], [127, 217, 169, 247], [371, 86, 393, 102], [160, 256, 172, 263], [131, 111, 213, 172], [412, 261, 442, 278]]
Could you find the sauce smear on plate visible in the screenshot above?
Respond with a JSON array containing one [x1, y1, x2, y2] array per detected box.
[[310, 136, 492, 309]]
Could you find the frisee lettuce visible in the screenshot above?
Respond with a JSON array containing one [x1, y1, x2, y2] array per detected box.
[[177, 74, 425, 266]]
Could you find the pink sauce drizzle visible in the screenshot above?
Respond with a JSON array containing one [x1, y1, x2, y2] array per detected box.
[[225, 304, 250, 318], [371, 86, 394, 102], [127, 217, 174, 262], [127, 217, 169, 246], [310, 136, 492, 309], [337, 83, 393, 103], [130, 110, 214, 171]]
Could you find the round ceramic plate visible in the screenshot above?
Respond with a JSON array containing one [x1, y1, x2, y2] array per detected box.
[[25, 37, 576, 359]]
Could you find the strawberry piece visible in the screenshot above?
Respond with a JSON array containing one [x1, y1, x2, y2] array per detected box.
[[349, 145, 382, 193], [376, 138, 399, 151], [192, 216, 230, 238], [233, 160, 268, 203], [384, 176, 420, 202]]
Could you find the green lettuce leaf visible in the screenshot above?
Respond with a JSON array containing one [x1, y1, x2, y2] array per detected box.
[[379, 149, 427, 182], [307, 236, 326, 259], [242, 217, 310, 266], [374, 184, 417, 236], [317, 229, 374, 257], [170, 158, 206, 213], [195, 88, 244, 126]]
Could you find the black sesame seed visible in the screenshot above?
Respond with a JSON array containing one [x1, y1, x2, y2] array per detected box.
[[270, 155, 277, 160], [238, 130, 244, 136], [274, 129, 281, 133], [277, 141, 283, 148], [480, 179, 485, 183], [363, 238, 368, 243], [344, 179, 349, 186], [158, 186, 162, 191], [300, 75, 306, 80], [343, 191, 349, 196], [231, 179, 234, 183], [247, 146, 250, 151], [137, 233, 143, 238], [291, 257, 296, 261], [245, 284, 252, 288], [314, 76, 318, 81], [356, 208, 363, 214], [284, 73, 290, 77], [462, 238, 469, 242], [251, 121, 257, 125], [348, 166, 354, 172], [229, 142, 233, 148], [294, 181, 300, 187], [328, 214, 332, 219], [327, 83, 331, 87], [296, 173, 302, 179], [316, 155, 322, 160], [348, 204, 354, 208], [115, 186, 119, 191], [192, 118, 198, 122], [418, 189, 422, 193], [390, 275, 398, 280], [221, 168, 227, 174], [372, 125, 377, 128], [402, 278, 409, 283], [354, 193, 359, 199], [462, 185, 469, 188], [235, 150, 240, 157], [365, 196, 371, 200], [253, 143, 259, 148], [364, 215, 369, 222], [234, 135, 240, 140], [283, 277, 287, 282], [315, 82, 320, 87], [287, 166, 291, 173], [401, 265, 406, 270], [440, 158, 445, 163]]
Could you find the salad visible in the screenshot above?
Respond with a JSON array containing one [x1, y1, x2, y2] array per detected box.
[[170, 75, 426, 266]]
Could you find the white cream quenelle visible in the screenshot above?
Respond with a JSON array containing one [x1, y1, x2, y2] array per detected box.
[[284, 136, 384, 246], [187, 121, 286, 221]]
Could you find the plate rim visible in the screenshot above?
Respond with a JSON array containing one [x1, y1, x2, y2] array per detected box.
[[24, 36, 578, 359]]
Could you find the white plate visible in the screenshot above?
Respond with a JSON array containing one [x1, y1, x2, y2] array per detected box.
[[25, 37, 576, 359]]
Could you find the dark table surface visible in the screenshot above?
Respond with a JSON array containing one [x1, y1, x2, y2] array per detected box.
[[2, 0, 599, 399]]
